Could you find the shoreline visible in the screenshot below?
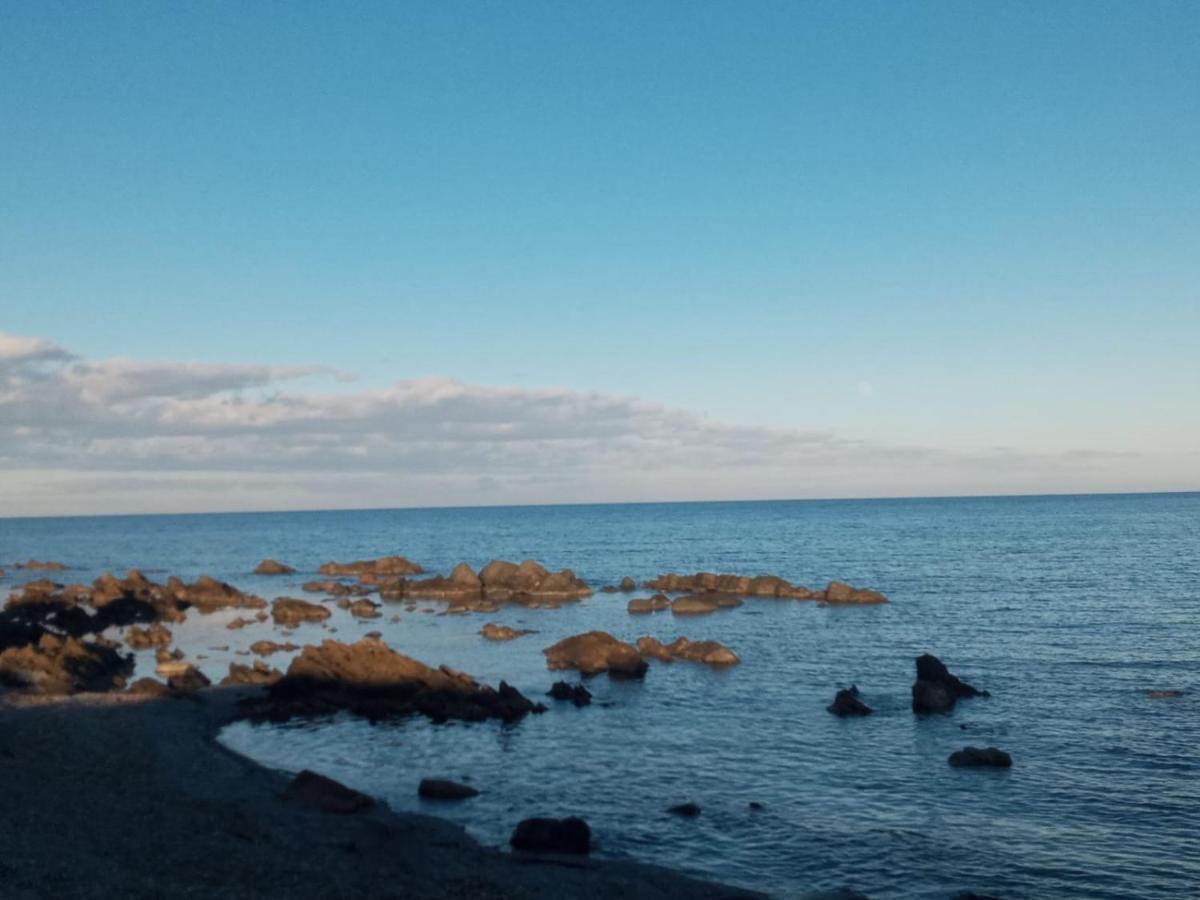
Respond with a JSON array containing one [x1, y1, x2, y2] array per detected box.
[[0, 686, 764, 900]]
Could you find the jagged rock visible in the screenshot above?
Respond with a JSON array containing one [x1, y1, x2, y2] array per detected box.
[[166, 665, 210, 693], [271, 597, 332, 626], [418, 778, 480, 800], [824, 581, 888, 604], [285, 770, 375, 814], [241, 637, 545, 724], [254, 559, 295, 575], [547, 681, 592, 706], [480, 623, 534, 641], [126, 623, 173, 650], [221, 660, 282, 686], [167, 575, 266, 613], [318, 556, 423, 577], [912, 654, 988, 714], [0, 634, 133, 694], [667, 802, 701, 817], [627, 594, 671, 614], [543, 631, 648, 678], [828, 686, 872, 716], [510, 817, 591, 855], [636, 636, 740, 666], [250, 640, 299, 656], [948, 747, 1012, 768]]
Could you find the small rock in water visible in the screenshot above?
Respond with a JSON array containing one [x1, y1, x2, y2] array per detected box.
[[1147, 689, 1184, 699], [418, 778, 480, 800], [748, 801, 765, 811], [667, 801, 701, 817], [948, 746, 1012, 768], [912, 654, 988, 714], [510, 816, 591, 855], [827, 686, 872, 716], [547, 681, 592, 707]]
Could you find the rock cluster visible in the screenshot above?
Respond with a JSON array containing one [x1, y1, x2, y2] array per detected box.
[[911, 654, 988, 714], [0, 633, 133, 693], [636, 636, 739, 666], [221, 660, 283, 686], [271, 597, 332, 626], [399, 560, 592, 611], [317, 556, 424, 577], [165, 575, 267, 613], [643, 572, 888, 604], [543, 631, 648, 678]]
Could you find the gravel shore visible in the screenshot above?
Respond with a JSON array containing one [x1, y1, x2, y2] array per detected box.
[[0, 687, 761, 900]]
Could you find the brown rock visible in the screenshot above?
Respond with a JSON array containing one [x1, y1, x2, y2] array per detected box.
[[543, 631, 648, 678], [0, 634, 133, 693], [627, 594, 671, 614], [250, 640, 299, 656], [619, 576, 637, 592], [126, 623, 173, 650], [318, 556, 423, 577], [168, 575, 267, 613], [254, 559, 295, 575], [637, 636, 739, 666], [347, 599, 381, 619], [16, 560, 67, 571], [670, 594, 720, 616], [285, 770, 375, 814], [272, 597, 333, 626], [480, 623, 534, 641], [166, 665, 211, 693], [127, 677, 171, 698]]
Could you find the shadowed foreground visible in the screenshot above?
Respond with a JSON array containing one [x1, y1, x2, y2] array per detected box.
[[0, 687, 762, 900]]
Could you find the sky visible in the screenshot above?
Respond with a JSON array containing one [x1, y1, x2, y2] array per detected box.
[[1, 1, 1198, 516]]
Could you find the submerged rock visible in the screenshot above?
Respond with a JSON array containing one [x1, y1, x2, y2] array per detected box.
[[285, 770, 375, 814], [912, 654, 988, 714], [547, 681, 592, 707], [16, 560, 67, 571], [1147, 689, 1184, 699], [510, 816, 591, 855], [948, 746, 1012, 768], [667, 802, 701, 817], [254, 559, 295, 575], [418, 778, 480, 800], [828, 686, 872, 716], [543, 631, 648, 678], [271, 597, 332, 626]]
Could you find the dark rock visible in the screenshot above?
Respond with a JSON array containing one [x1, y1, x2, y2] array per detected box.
[[543, 631, 648, 678], [1147, 689, 1184, 699], [948, 747, 1012, 768], [418, 778, 480, 800], [547, 681, 592, 707], [480, 623, 534, 641], [272, 597, 332, 626], [619, 576, 637, 592], [318, 556, 423, 577], [127, 677, 171, 698], [748, 801, 764, 811], [166, 665, 211, 693], [221, 661, 283, 686], [828, 686, 872, 716], [167, 575, 266, 613], [285, 769, 375, 814], [254, 559, 295, 575], [510, 816, 591, 855], [347, 599, 381, 619], [667, 802, 701, 817], [0, 634, 133, 693], [16, 560, 67, 571], [912, 654, 988, 714], [646, 571, 816, 599]]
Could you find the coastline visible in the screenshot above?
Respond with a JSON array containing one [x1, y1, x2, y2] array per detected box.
[[0, 686, 764, 900]]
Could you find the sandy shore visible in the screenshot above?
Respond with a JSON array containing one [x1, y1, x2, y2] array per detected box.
[[0, 686, 762, 900]]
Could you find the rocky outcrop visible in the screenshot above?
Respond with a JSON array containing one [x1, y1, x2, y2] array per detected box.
[[126, 624, 173, 650], [827, 686, 872, 716], [543, 631, 648, 678], [948, 747, 1012, 768], [636, 636, 739, 666], [912, 654, 988, 714], [824, 581, 888, 605], [404, 560, 593, 609], [254, 559, 295, 575], [242, 637, 545, 724], [285, 770, 375, 814], [166, 576, 266, 613], [318, 556, 423, 577], [646, 571, 817, 599], [271, 597, 332, 626], [510, 817, 591, 855], [628, 594, 671, 614], [0, 633, 133, 694], [221, 661, 283, 686], [250, 640, 298, 656], [670, 594, 721, 616], [418, 778, 479, 800], [127, 677, 171, 697], [480, 623, 534, 641], [547, 681, 592, 706]]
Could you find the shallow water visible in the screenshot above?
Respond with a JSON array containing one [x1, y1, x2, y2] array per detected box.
[[3, 494, 1198, 898]]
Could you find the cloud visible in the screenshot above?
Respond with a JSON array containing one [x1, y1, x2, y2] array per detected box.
[[0, 329, 1165, 516]]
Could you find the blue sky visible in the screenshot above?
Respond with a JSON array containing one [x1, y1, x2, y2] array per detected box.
[[1, 2, 1197, 514]]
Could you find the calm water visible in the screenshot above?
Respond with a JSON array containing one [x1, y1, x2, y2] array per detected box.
[[3, 494, 1198, 899]]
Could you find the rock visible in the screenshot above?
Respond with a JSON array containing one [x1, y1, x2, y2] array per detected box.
[[543, 631, 648, 678], [221, 661, 283, 686], [547, 681, 592, 707], [347, 599, 381, 619], [667, 802, 701, 817], [318, 556, 423, 577], [1147, 689, 1184, 699], [948, 747, 1012, 768], [828, 686, 872, 716], [600, 585, 619, 593], [166, 665, 210, 693], [0, 634, 133, 694], [250, 640, 298, 656], [748, 801, 765, 811], [225, 616, 258, 630], [126, 624, 173, 650], [636, 636, 675, 662], [254, 559, 295, 575], [912, 654, 988, 714], [619, 576, 637, 592], [302, 580, 354, 595], [16, 560, 67, 571], [272, 597, 333, 626], [167, 575, 267, 613], [645, 571, 817, 599], [418, 778, 480, 800], [242, 637, 545, 724], [285, 770, 375, 814], [670, 594, 720, 616], [636, 636, 739, 666], [480, 623, 534, 641], [127, 677, 171, 698], [824, 581, 888, 604], [627, 594, 671, 614], [476, 559, 592, 604], [510, 817, 591, 855]]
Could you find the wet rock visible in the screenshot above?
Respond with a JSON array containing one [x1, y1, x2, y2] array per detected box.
[[627, 594, 671, 614], [646, 571, 817, 599], [126, 623, 173, 651], [619, 576, 637, 592], [285, 769, 375, 814], [418, 778, 480, 800], [221, 660, 283, 686], [1147, 689, 1184, 699], [543, 631, 648, 678], [480, 623, 534, 641], [226, 616, 257, 630], [667, 802, 701, 817], [254, 559, 295, 575], [243, 637, 545, 724], [166, 665, 211, 693], [405, 562, 484, 601], [510, 817, 591, 855], [0, 633, 133, 694], [912, 654, 988, 714], [272, 597, 333, 626], [127, 677, 171, 698], [250, 640, 299, 656], [347, 599, 381, 619], [167, 575, 266, 613], [547, 681, 592, 706], [302, 580, 355, 595], [828, 686, 872, 716], [748, 801, 765, 811], [948, 746, 1012, 768], [670, 594, 720, 616], [636, 636, 675, 662], [478, 559, 593, 604], [318, 556, 423, 577], [16, 560, 67, 571], [636, 636, 739, 666], [824, 581, 888, 605]]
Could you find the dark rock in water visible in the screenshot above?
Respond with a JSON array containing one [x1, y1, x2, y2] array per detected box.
[[16, 560, 67, 571], [167, 574, 266, 613], [667, 801, 701, 817], [547, 681, 592, 707], [272, 597, 332, 626], [127, 677, 171, 698], [418, 778, 480, 800], [912, 654, 988, 714], [823, 581, 888, 605], [948, 746, 1012, 768], [166, 665, 211, 693], [0, 634, 133, 693], [619, 576, 637, 592], [748, 801, 765, 811], [1147, 689, 1184, 699], [250, 640, 298, 656], [286, 769, 375, 814], [543, 631, 648, 678], [828, 686, 872, 716], [254, 559, 295, 575], [955, 893, 1006, 900], [510, 816, 591, 855]]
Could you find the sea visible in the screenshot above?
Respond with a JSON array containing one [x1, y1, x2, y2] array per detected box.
[[2, 493, 1197, 899]]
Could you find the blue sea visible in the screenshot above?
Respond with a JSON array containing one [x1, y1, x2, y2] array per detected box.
[[2, 493, 1198, 899]]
